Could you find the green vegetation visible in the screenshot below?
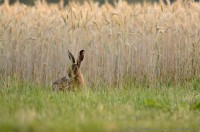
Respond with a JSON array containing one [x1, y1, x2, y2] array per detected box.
[[0, 78, 200, 131]]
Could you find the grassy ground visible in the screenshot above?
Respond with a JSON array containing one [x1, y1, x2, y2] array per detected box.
[[0, 78, 200, 132]]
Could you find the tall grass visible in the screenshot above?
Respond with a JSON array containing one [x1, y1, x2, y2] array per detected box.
[[0, 1, 199, 86], [0, 78, 200, 131]]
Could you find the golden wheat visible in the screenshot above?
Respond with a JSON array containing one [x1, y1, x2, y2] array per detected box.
[[0, 1, 199, 86]]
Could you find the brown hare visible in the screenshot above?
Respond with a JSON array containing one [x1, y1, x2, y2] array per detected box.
[[52, 50, 85, 91]]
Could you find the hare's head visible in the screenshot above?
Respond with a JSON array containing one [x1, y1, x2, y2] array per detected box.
[[67, 50, 85, 78]]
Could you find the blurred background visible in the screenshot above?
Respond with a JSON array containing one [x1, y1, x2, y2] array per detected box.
[[1, 0, 157, 6], [0, 0, 199, 6]]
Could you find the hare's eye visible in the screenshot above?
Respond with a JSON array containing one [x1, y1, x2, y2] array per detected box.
[[72, 65, 78, 70]]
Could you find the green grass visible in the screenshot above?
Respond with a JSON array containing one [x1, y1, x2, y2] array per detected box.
[[0, 78, 200, 132]]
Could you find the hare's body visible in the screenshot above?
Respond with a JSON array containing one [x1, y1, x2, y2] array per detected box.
[[74, 69, 84, 86], [52, 50, 85, 91], [52, 76, 72, 91]]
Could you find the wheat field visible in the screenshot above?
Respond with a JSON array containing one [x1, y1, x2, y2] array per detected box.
[[0, 1, 200, 86]]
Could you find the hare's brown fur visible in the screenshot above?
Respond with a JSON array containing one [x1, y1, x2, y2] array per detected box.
[[52, 50, 85, 91], [74, 69, 84, 86]]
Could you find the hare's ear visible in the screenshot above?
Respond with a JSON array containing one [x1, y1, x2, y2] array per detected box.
[[77, 50, 85, 67], [68, 50, 75, 64]]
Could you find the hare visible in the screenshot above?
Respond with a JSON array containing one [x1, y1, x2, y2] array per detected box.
[[52, 50, 85, 91]]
